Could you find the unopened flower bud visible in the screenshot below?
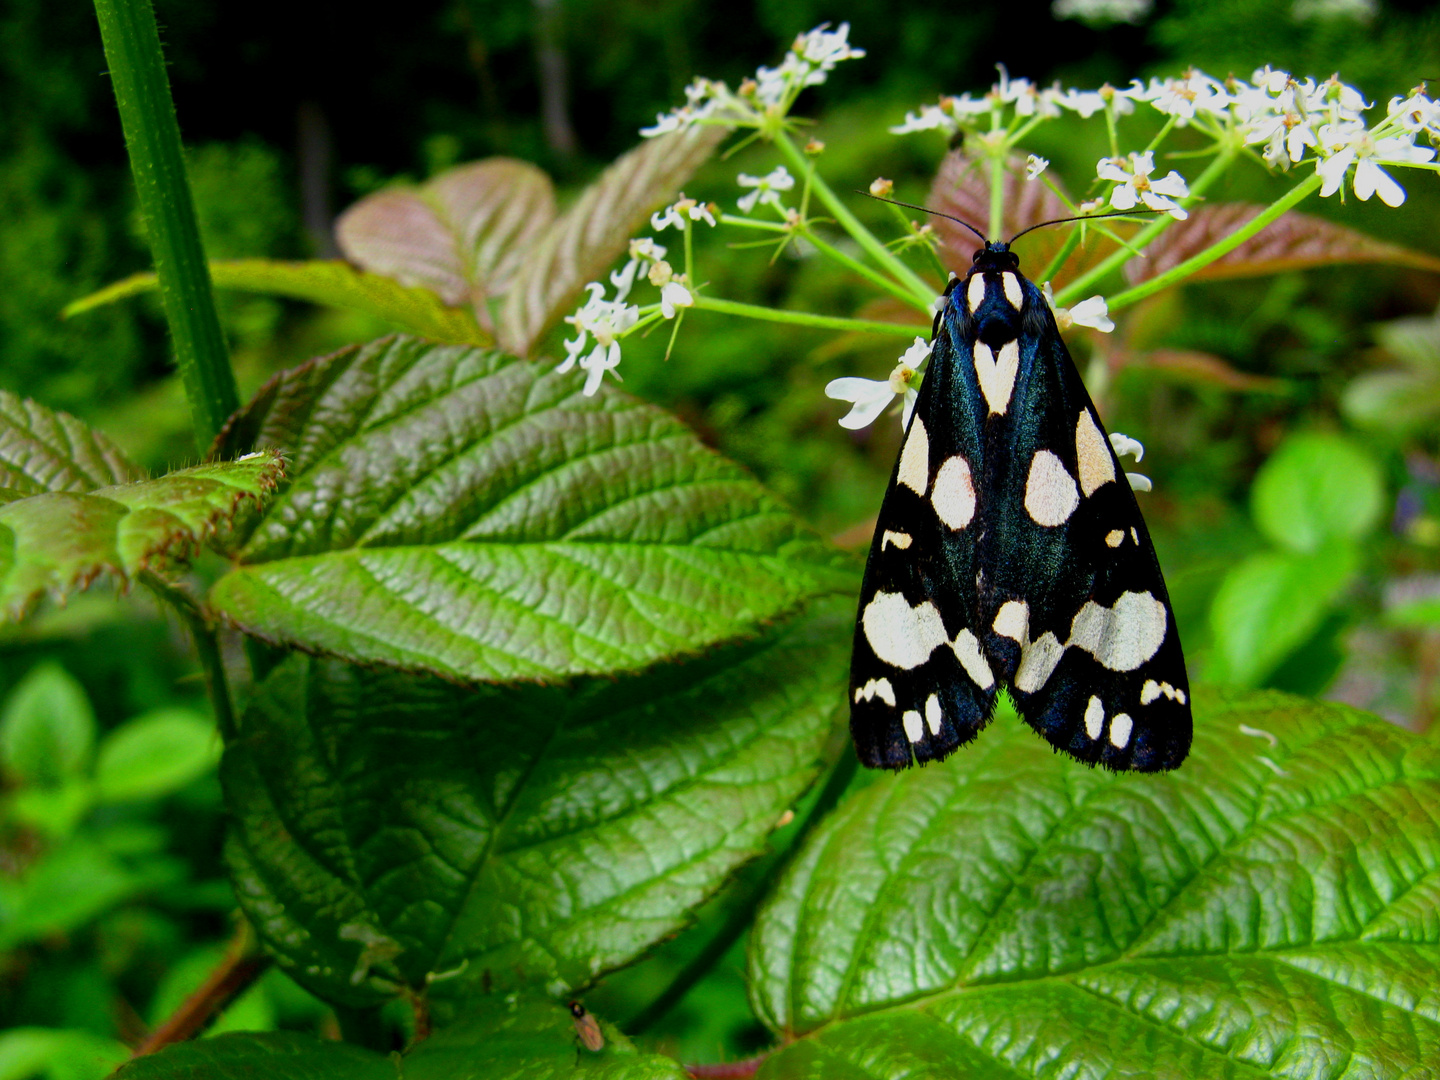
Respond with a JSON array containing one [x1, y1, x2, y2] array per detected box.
[[647, 260, 674, 286], [805, 139, 826, 155], [869, 177, 894, 197]]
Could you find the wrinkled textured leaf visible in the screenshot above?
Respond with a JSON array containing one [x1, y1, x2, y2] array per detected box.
[[1209, 547, 1358, 687], [111, 1032, 393, 1080], [224, 597, 847, 1015], [63, 261, 487, 346], [751, 690, 1440, 1077], [500, 127, 727, 357], [209, 337, 845, 683], [404, 996, 689, 1080], [1251, 432, 1384, 554], [337, 159, 555, 335], [0, 391, 141, 495], [1126, 202, 1440, 285], [0, 452, 285, 621]]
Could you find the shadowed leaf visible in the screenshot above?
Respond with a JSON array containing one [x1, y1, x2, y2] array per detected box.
[[500, 126, 728, 357], [208, 336, 847, 683], [224, 597, 848, 1015], [0, 391, 142, 495], [0, 451, 285, 622], [337, 159, 556, 334], [752, 690, 1440, 1077], [1140, 348, 1290, 393], [111, 1032, 394, 1080], [1125, 202, 1440, 285], [63, 260, 487, 346]]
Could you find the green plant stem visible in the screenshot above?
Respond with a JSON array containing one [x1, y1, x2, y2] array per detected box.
[[131, 922, 269, 1057], [142, 572, 236, 742], [989, 152, 1005, 240], [692, 295, 924, 337], [1035, 228, 1083, 286], [92, 0, 238, 448], [1054, 146, 1237, 306], [802, 230, 932, 311], [884, 203, 952, 282], [1105, 170, 1325, 312], [772, 131, 934, 307], [627, 748, 859, 1035]]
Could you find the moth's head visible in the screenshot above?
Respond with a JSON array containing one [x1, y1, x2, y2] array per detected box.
[[970, 241, 1020, 274]]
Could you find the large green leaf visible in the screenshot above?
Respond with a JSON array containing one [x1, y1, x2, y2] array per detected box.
[[208, 336, 846, 683], [750, 691, 1440, 1077], [63, 261, 488, 346], [0, 390, 141, 495], [223, 597, 847, 1016], [336, 159, 555, 336], [499, 127, 728, 357], [110, 1032, 394, 1080], [0, 451, 286, 621], [1250, 431, 1384, 554]]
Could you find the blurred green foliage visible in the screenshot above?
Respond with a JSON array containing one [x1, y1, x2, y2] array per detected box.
[[2, 0, 1440, 1072]]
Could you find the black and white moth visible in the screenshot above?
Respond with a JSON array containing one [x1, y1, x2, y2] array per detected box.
[[849, 237, 1191, 772]]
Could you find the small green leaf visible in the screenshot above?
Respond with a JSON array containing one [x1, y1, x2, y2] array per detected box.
[[1209, 546, 1358, 687], [336, 158, 556, 336], [405, 997, 689, 1080], [0, 450, 286, 622], [1250, 431, 1384, 553], [0, 837, 142, 950], [750, 691, 1440, 1076], [0, 391, 142, 496], [110, 1032, 392, 1080], [0, 661, 96, 785], [94, 708, 220, 803], [0, 1028, 128, 1080], [223, 597, 847, 1015], [8, 781, 96, 839], [64, 260, 488, 346], [208, 338, 847, 683], [1342, 369, 1440, 432], [500, 127, 728, 357]]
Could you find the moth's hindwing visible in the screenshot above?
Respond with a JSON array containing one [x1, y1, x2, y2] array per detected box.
[[849, 250, 1192, 772]]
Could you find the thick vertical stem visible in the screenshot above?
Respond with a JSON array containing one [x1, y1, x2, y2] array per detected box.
[[92, 0, 239, 448]]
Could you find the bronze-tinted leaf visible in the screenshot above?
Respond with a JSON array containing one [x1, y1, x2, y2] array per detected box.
[[499, 126, 728, 357], [1125, 202, 1440, 285], [336, 159, 556, 331], [1141, 348, 1290, 393]]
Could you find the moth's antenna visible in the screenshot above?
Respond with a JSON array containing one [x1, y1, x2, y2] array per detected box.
[[857, 191, 987, 243], [1008, 209, 1164, 244]]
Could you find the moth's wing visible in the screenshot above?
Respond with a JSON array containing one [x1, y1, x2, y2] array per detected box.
[[848, 300, 997, 769], [977, 282, 1191, 772]]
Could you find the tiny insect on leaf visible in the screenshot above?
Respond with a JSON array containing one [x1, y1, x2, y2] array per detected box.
[[569, 1001, 605, 1053], [848, 226, 1191, 772]]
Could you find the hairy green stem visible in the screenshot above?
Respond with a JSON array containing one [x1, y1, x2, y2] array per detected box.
[[692, 295, 924, 337], [92, 0, 238, 448], [1106, 170, 1324, 312], [803, 230, 933, 310], [883, 203, 951, 282], [141, 573, 236, 742], [772, 130, 934, 306], [989, 152, 1005, 241], [1054, 146, 1236, 306]]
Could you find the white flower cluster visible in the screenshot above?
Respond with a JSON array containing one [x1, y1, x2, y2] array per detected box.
[[893, 66, 1438, 209], [640, 24, 865, 137], [557, 230, 696, 396]]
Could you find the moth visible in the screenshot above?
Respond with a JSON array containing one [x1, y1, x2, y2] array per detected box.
[[849, 221, 1191, 772]]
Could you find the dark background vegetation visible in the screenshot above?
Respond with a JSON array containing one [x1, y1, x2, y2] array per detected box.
[[2, 0, 1439, 1069]]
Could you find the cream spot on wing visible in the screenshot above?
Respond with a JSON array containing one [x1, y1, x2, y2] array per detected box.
[[925, 693, 943, 735], [973, 340, 1020, 415], [967, 273, 987, 312], [1105, 530, 1124, 547], [1068, 591, 1168, 672], [1076, 410, 1116, 497], [1002, 272, 1023, 309], [897, 417, 929, 496], [1024, 451, 1080, 527], [903, 710, 924, 743], [992, 600, 1029, 644], [1084, 695, 1105, 740], [881, 530, 912, 551], [1110, 713, 1133, 749], [1176, 688, 1187, 704], [1015, 631, 1064, 693], [1141, 679, 1161, 705], [952, 629, 995, 689], [862, 591, 950, 670], [854, 677, 897, 707], [931, 455, 976, 530], [1131, 527, 1139, 544]]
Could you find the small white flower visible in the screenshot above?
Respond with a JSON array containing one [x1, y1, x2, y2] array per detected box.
[[650, 195, 718, 231], [1388, 91, 1440, 137], [579, 343, 622, 396], [1052, 0, 1153, 25], [1059, 88, 1109, 118], [1109, 432, 1145, 462], [1141, 69, 1231, 124], [889, 102, 958, 134], [825, 337, 929, 430], [1097, 151, 1190, 218], [1042, 284, 1115, 332], [736, 165, 796, 213], [795, 22, 865, 68], [1126, 472, 1153, 492], [997, 68, 1063, 118], [1318, 129, 1434, 207], [609, 237, 668, 301], [559, 281, 640, 395], [659, 281, 693, 319], [640, 77, 725, 137], [1025, 154, 1050, 180]]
